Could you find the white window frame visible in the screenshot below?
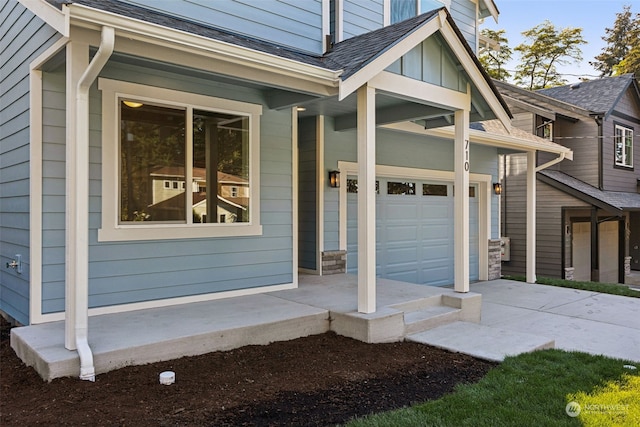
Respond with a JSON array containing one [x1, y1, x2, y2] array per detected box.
[[614, 124, 633, 168], [98, 78, 263, 241]]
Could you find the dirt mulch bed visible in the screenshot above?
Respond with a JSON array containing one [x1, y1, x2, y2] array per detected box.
[[1, 317, 495, 426]]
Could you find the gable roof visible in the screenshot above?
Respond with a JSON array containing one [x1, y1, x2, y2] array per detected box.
[[537, 74, 639, 117], [538, 170, 640, 213], [38, 0, 510, 124]]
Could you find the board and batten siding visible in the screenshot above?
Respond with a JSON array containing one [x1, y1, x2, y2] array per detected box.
[[298, 117, 318, 271], [120, 0, 325, 54], [40, 60, 294, 314], [501, 153, 590, 279], [0, 0, 61, 325], [341, 0, 384, 40], [321, 123, 500, 254], [602, 89, 640, 192]]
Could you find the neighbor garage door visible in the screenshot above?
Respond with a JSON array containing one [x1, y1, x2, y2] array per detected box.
[[346, 177, 479, 286]]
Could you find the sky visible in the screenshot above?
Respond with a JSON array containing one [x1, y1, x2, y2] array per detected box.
[[480, 0, 640, 83]]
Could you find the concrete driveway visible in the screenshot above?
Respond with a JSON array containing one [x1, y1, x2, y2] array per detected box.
[[472, 280, 640, 362]]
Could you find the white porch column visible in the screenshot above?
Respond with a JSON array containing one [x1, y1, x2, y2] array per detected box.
[[357, 85, 376, 313], [64, 40, 89, 350], [454, 108, 470, 293], [526, 150, 537, 283]]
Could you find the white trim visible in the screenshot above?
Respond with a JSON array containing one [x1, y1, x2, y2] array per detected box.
[[438, 17, 511, 130], [454, 107, 470, 293], [322, 0, 330, 51], [18, 0, 69, 37], [32, 282, 297, 324], [383, 0, 390, 26], [98, 78, 263, 241], [337, 161, 491, 285], [339, 12, 442, 100], [614, 124, 633, 168], [292, 107, 299, 287], [357, 85, 376, 314], [317, 115, 325, 274], [67, 5, 341, 90], [369, 71, 469, 111], [28, 37, 69, 325], [335, 0, 344, 42], [384, 121, 573, 157], [526, 150, 536, 283]]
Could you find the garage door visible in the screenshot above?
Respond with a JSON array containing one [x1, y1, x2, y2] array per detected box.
[[572, 221, 619, 283], [346, 177, 479, 286]]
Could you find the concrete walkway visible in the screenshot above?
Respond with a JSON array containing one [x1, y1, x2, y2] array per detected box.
[[410, 280, 640, 363]]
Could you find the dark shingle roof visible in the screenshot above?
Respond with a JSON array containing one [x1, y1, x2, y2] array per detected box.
[[537, 74, 636, 115], [324, 10, 441, 80], [538, 170, 640, 212]]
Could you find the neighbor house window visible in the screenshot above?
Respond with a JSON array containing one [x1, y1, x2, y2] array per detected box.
[[99, 79, 262, 241], [615, 124, 633, 168]]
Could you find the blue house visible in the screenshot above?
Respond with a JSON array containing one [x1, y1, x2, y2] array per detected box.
[[1, 0, 571, 380]]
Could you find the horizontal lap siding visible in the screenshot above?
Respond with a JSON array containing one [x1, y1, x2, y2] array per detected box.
[[603, 90, 640, 192], [342, 0, 384, 39], [41, 61, 294, 313], [1, 0, 60, 324], [555, 119, 599, 186], [502, 154, 590, 279], [121, 0, 324, 54], [449, 0, 477, 52]]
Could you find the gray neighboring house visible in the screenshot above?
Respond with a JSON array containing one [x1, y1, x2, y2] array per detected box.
[[497, 75, 640, 283]]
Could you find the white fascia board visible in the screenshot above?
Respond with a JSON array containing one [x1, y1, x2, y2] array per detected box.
[[67, 4, 341, 93], [479, 0, 499, 23], [19, 0, 69, 36], [384, 121, 574, 159], [438, 18, 511, 131], [338, 11, 442, 100]]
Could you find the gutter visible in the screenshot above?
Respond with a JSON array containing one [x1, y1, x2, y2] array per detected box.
[[535, 152, 566, 172], [74, 25, 115, 381]]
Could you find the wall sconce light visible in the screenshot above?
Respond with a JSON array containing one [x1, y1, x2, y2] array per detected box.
[[493, 182, 502, 195], [329, 170, 340, 188]]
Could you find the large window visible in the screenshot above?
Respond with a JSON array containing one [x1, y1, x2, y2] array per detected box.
[[614, 124, 633, 168], [390, 0, 449, 24], [99, 79, 262, 241]]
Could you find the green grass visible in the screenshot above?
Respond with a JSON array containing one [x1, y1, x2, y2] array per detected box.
[[346, 350, 639, 427], [502, 275, 640, 298]]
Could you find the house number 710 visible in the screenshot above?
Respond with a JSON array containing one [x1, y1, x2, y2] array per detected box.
[[464, 139, 470, 171]]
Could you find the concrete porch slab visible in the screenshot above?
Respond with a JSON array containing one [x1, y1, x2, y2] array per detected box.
[[407, 321, 555, 362], [11, 294, 329, 381]]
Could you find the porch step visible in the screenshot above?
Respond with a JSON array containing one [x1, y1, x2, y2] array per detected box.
[[407, 321, 555, 362], [390, 294, 444, 312], [403, 306, 461, 335]]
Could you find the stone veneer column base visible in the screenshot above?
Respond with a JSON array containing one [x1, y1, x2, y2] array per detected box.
[[564, 267, 575, 281], [321, 250, 346, 275], [488, 239, 501, 280]]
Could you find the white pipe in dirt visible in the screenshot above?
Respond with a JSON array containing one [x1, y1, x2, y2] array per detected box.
[[75, 26, 114, 381]]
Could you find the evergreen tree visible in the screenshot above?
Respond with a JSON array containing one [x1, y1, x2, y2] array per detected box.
[[478, 29, 513, 81], [591, 5, 635, 77], [514, 21, 586, 90]]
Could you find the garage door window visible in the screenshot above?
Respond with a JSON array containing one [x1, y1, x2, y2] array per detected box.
[[387, 182, 416, 195], [423, 184, 448, 196]]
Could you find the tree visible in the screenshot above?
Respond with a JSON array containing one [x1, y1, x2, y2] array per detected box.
[[514, 21, 586, 90], [612, 9, 640, 77], [478, 29, 513, 81], [591, 5, 636, 77]]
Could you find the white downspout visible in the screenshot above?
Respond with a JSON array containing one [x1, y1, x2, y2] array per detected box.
[[75, 26, 115, 381], [536, 152, 566, 172]]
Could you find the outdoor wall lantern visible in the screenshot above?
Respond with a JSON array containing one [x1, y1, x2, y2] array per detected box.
[[329, 170, 340, 188], [493, 182, 502, 195]]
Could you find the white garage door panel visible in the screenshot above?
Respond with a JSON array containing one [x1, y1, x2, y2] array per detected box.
[[346, 177, 479, 286]]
